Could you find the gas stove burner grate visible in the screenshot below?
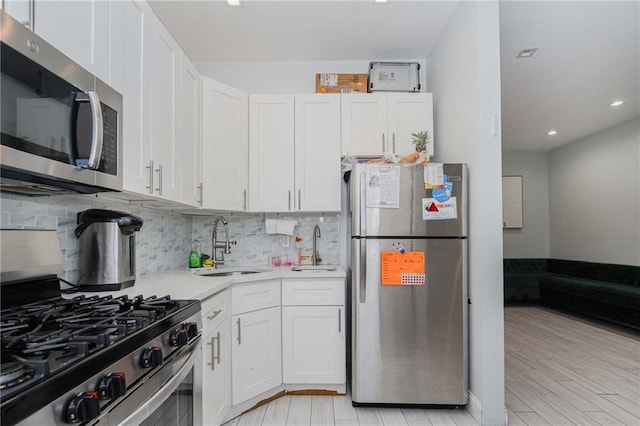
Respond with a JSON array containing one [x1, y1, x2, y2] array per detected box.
[[0, 362, 35, 389]]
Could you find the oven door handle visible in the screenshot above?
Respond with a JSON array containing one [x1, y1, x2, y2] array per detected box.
[[117, 346, 197, 426]]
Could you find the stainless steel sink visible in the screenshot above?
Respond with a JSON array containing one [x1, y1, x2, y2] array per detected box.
[[291, 265, 337, 272], [197, 268, 270, 277]]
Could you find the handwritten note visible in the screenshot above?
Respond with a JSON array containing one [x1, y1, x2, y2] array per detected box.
[[381, 251, 426, 286]]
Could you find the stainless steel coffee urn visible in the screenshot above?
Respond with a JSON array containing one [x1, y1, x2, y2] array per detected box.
[[75, 209, 143, 291]]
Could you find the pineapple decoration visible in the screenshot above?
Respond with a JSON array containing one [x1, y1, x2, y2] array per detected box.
[[411, 131, 430, 153]]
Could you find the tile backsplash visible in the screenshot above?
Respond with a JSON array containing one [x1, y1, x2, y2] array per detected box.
[[1, 193, 192, 283], [191, 213, 341, 267], [1, 193, 342, 283]]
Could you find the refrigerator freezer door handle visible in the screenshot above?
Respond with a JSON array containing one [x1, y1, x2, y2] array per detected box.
[[360, 172, 366, 236]]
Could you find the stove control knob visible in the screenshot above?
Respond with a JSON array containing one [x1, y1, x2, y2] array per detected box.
[[140, 346, 163, 368], [170, 328, 189, 347], [98, 372, 127, 400], [66, 391, 100, 423], [184, 322, 198, 339]]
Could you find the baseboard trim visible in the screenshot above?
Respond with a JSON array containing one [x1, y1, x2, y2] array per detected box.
[[467, 391, 483, 424]]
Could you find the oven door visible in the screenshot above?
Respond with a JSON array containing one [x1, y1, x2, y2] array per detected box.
[[94, 337, 201, 426]]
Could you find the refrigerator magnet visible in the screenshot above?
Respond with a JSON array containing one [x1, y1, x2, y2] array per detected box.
[[381, 251, 426, 286], [422, 197, 458, 220]]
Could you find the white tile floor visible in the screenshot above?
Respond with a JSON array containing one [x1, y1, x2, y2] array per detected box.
[[224, 307, 640, 425]]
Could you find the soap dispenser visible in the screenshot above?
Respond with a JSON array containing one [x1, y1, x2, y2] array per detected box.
[[188, 240, 202, 268]]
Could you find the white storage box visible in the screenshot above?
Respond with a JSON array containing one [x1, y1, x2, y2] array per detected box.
[[369, 62, 420, 92]]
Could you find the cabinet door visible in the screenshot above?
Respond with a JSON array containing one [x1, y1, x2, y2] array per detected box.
[[179, 52, 201, 207], [282, 306, 345, 384], [202, 318, 231, 426], [2, 0, 31, 27], [231, 307, 282, 405], [294, 94, 341, 212], [121, 0, 153, 195], [341, 93, 387, 156], [33, 0, 110, 84], [149, 17, 180, 201], [249, 95, 295, 212], [387, 93, 434, 157], [201, 78, 249, 211]]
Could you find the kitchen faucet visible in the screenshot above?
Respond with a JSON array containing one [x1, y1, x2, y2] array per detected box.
[[312, 224, 322, 265], [212, 215, 236, 268]]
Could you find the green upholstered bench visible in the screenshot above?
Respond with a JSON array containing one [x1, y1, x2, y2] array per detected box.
[[503, 258, 555, 303], [540, 260, 640, 331]]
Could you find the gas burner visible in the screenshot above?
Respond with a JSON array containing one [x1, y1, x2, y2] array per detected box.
[[0, 362, 34, 390]]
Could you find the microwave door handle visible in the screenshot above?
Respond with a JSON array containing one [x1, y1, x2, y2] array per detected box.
[[86, 91, 104, 169]]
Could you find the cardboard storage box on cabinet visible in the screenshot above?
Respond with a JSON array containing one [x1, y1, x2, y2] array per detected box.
[[316, 73, 368, 93]]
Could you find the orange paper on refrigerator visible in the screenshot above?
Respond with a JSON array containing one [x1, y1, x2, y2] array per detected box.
[[380, 251, 426, 286]]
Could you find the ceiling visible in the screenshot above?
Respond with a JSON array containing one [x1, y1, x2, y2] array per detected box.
[[149, 0, 640, 152]]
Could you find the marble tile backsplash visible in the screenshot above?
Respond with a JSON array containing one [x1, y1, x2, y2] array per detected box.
[[191, 214, 341, 267], [1, 193, 343, 283], [0, 193, 192, 283]]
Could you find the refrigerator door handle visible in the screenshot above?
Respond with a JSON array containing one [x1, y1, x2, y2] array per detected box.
[[359, 172, 366, 236]]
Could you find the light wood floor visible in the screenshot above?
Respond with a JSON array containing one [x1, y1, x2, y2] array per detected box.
[[224, 307, 639, 425], [505, 306, 640, 425]]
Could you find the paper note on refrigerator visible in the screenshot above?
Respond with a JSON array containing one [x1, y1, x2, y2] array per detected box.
[[424, 163, 444, 189], [381, 251, 426, 286], [366, 165, 400, 208]]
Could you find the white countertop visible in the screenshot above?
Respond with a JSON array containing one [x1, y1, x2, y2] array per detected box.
[[67, 265, 346, 302]]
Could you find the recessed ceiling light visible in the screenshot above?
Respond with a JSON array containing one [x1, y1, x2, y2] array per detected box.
[[610, 100, 624, 107], [374, 0, 389, 3], [547, 130, 558, 136], [227, 0, 241, 6], [517, 48, 538, 58]]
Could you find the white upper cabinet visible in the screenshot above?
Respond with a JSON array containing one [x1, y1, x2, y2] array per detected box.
[[179, 52, 201, 207], [32, 0, 112, 86], [201, 78, 249, 211], [120, 0, 152, 196], [248, 95, 295, 212], [2, 0, 31, 27], [249, 94, 341, 213], [294, 94, 342, 212], [148, 15, 181, 201], [387, 93, 434, 157], [341, 94, 387, 157], [341, 93, 433, 158]]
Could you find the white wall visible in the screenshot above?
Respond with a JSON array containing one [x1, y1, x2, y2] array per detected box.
[[549, 118, 640, 265], [502, 151, 550, 258], [427, 1, 505, 425], [195, 59, 426, 94]]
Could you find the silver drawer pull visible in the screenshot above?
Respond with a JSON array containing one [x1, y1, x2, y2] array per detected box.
[[207, 309, 222, 321], [236, 318, 242, 345]]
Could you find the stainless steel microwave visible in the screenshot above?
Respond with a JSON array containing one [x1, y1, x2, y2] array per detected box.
[[0, 11, 122, 195]]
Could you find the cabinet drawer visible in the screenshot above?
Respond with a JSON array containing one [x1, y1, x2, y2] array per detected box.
[[202, 289, 229, 330], [282, 279, 344, 306], [231, 280, 281, 315]]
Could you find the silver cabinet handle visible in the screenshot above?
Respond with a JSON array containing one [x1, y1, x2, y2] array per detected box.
[[28, 0, 34, 32], [145, 161, 154, 194], [288, 190, 291, 211], [338, 308, 341, 333], [392, 133, 396, 154], [236, 318, 241, 345], [243, 189, 247, 210], [198, 183, 203, 206], [207, 335, 217, 371], [298, 189, 301, 210], [215, 331, 221, 365], [206, 309, 222, 321], [382, 133, 385, 152], [155, 164, 163, 195]]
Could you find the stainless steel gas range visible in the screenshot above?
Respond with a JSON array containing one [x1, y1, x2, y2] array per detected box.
[[0, 230, 202, 425]]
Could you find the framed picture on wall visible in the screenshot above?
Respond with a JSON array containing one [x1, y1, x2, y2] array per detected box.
[[502, 176, 523, 229]]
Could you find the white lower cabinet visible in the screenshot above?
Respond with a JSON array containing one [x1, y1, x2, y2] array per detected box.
[[199, 289, 231, 426], [282, 306, 345, 383], [231, 306, 282, 405], [281, 278, 345, 385], [202, 317, 231, 426]]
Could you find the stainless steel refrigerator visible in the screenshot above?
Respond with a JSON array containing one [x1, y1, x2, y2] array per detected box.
[[350, 162, 468, 406]]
